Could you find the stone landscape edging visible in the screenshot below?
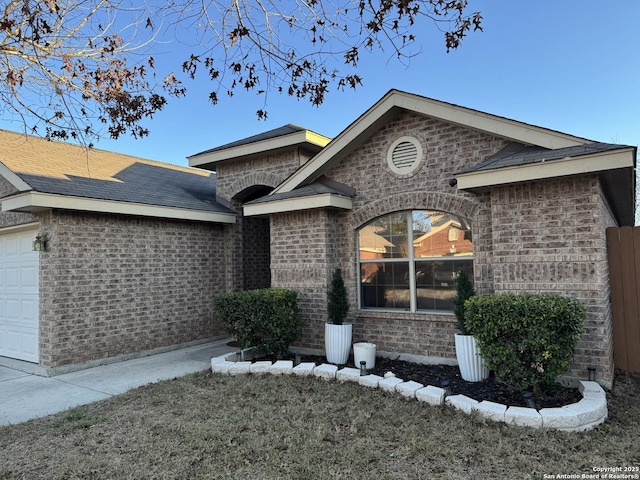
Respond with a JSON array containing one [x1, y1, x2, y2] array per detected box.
[[211, 354, 607, 432]]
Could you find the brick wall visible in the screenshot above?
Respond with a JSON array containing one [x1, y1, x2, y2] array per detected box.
[[488, 177, 616, 386], [37, 210, 227, 368], [214, 149, 304, 201], [270, 111, 509, 358], [243, 216, 271, 290], [328, 112, 505, 360], [270, 209, 335, 350], [215, 148, 308, 293], [263, 110, 618, 386]]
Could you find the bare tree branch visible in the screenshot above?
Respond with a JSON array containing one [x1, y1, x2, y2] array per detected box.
[[0, 0, 482, 143]]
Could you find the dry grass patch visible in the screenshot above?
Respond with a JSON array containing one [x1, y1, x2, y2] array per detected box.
[[1, 370, 639, 479]]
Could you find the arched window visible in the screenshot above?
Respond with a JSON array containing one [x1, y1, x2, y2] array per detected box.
[[358, 210, 473, 312]]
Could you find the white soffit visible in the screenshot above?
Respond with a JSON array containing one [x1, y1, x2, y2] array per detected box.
[[455, 148, 635, 190], [273, 90, 589, 194], [1, 192, 237, 224], [188, 130, 331, 167], [243, 193, 352, 216]]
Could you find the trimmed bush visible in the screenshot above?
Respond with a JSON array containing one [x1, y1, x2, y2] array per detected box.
[[213, 288, 302, 359], [464, 294, 586, 392]]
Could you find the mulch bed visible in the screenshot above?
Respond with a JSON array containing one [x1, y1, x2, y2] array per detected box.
[[247, 349, 583, 409]]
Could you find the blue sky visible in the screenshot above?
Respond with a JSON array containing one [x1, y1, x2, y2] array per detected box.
[[3, 1, 640, 166]]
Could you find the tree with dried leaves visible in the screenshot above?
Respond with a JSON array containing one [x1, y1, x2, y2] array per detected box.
[[1, 0, 482, 144]]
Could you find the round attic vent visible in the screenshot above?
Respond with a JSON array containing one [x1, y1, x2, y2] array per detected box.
[[387, 136, 423, 176]]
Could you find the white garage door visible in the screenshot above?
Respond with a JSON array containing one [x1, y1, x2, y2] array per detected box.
[[0, 228, 39, 363]]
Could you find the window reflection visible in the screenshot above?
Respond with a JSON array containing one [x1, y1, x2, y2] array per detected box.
[[358, 210, 473, 313], [359, 213, 409, 260], [360, 262, 410, 310]]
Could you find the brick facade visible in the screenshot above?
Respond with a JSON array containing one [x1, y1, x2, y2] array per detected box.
[[214, 149, 308, 293], [486, 177, 615, 385], [0, 100, 624, 387], [36, 210, 227, 370], [262, 111, 618, 387], [268, 112, 509, 363], [270, 209, 337, 350]]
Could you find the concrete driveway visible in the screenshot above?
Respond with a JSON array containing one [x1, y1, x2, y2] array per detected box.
[[0, 339, 235, 426]]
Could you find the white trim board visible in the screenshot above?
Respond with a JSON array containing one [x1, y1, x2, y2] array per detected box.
[[188, 130, 331, 168], [455, 148, 635, 190], [1, 192, 237, 224], [243, 193, 352, 216]]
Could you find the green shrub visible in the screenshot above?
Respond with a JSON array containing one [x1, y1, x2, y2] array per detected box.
[[464, 294, 586, 392], [453, 270, 475, 335], [327, 268, 349, 325], [213, 288, 302, 359]]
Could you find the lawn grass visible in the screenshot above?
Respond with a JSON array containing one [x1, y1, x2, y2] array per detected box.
[[1, 370, 639, 479]]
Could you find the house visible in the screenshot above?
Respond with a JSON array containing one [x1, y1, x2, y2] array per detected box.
[[0, 129, 234, 373], [0, 90, 635, 388], [190, 90, 635, 388]]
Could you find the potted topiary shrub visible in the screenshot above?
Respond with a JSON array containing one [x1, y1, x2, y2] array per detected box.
[[453, 270, 489, 382], [325, 268, 352, 365]]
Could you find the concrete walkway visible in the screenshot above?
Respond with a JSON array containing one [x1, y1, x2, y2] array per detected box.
[[0, 339, 236, 426]]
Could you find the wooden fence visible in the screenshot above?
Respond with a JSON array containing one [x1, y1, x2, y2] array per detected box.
[[606, 226, 640, 373]]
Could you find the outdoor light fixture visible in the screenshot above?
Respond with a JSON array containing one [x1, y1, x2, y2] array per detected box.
[[360, 361, 367, 376], [448, 178, 458, 187], [588, 366, 596, 382], [523, 392, 535, 409], [441, 380, 451, 397], [32, 234, 47, 252]]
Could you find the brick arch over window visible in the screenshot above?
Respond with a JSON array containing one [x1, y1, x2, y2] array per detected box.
[[228, 172, 282, 201], [351, 191, 479, 230]]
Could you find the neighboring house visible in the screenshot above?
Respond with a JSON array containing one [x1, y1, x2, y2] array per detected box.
[[0, 129, 234, 373], [0, 89, 636, 388], [190, 90, 636, 388]]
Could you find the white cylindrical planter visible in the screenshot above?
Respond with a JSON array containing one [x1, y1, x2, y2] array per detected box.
[[325, 323, 352, 365], [455, 333, 489, 382], [353, 342, 376, 369]]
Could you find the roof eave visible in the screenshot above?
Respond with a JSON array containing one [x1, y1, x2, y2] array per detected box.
[[456, 147, 637, 227], [1, 192, 237, 224], [243, 193, 352, 216], [187, 130, 331, 169], [455, 148, 635, 190]]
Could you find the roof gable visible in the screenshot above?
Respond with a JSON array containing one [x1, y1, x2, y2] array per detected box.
[[273, 89, 592, 194]]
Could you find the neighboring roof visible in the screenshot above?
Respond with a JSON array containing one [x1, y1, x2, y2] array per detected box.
[[0, 129, 235, 223], [272, 89, 592, 194], [188, 124, 331, 170]]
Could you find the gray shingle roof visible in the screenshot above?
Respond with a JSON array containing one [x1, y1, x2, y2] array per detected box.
[[246, 176, 355, 205], [193, 124, 307, 156], [459, 142, 632, 174], [0, 129, 233, 214], [17, 164, 231, 213]]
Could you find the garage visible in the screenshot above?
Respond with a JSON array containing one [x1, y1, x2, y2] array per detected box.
[[0, 226, 39, 363]]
